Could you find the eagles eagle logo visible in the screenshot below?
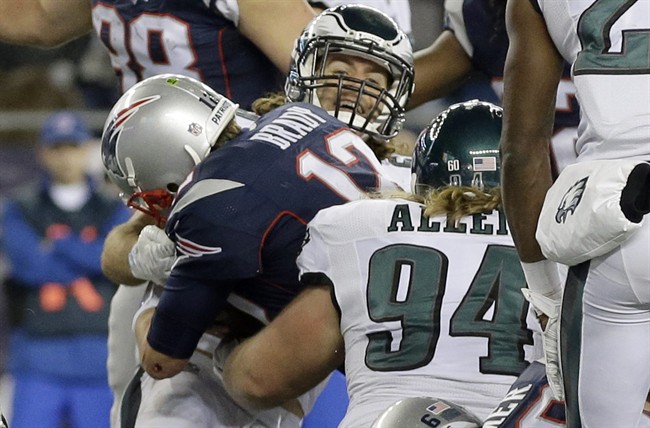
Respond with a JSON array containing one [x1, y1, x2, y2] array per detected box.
[[555, 176, 588, 224]]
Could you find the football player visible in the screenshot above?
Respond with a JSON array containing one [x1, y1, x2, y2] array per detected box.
[[0, 0, 315, 107], [102, 74, 300, 427], [101, 5, 415, 426], [220, 100, 543, 427], [501, 0, 650, 426]]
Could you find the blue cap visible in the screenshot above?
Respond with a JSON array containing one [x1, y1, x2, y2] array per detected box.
[[40, 111, 91, 147]]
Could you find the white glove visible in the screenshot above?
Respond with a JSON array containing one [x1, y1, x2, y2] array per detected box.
[[128, 225, 176, 285], [522, 288, 564, 401]]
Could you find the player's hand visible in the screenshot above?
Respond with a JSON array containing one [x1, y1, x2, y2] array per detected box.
[[129, 225, 175, 285], [141, 341, 189, 380], [522, 288, 564, 400]]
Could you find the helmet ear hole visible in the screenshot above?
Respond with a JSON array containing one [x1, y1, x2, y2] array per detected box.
[[472, 172, 484, 189], [167, 183, 179, 193]]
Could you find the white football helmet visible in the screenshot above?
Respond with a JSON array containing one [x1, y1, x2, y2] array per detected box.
[[101, 74, 239, 223], [285, 4, 414, 141], [371, 397, 482, 428]]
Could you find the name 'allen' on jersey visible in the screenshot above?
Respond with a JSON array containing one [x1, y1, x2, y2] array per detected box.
[[387, 203, 510, 237]]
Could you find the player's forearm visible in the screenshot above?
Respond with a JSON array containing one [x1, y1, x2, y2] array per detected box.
[[146, 276, 232, 359], [501, 0, 563, 262], [0, 0, 92, 47], [223, 334, 313, 415], [224, 339, 288, 410], [500, 145, 552, 262], [408, 31, 473, 109], [134, 307, 155, 359], [237, 0, 315, 74], [224, 285, 345, 413], [101, 211, 155, 285]]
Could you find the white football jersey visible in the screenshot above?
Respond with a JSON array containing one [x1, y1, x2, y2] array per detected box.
[[297, 198, 542, 427], [535, 0, 650, 162]]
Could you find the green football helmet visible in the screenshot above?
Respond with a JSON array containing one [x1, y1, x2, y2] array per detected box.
[[411, 99, 503, 195]]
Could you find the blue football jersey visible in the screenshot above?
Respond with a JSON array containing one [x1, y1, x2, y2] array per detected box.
[[91, 0, 283, 108], [149, 103, 394, 358], [483, 361, 566, 427]]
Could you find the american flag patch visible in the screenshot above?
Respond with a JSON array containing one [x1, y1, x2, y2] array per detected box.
[[474, 156, 497, 171], [426, 401, 450, 415]]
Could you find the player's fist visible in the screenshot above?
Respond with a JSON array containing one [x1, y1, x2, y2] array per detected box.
[[129, 225, 176, 284]]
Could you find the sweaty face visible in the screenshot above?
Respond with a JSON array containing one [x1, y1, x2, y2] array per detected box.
[[316, 53, 390, 122]]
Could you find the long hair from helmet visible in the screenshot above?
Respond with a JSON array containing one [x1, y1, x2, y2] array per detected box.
[[371, 100, 504, 223]]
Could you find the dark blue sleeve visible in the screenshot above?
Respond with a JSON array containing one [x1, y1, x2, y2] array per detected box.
[[148, 193, 261, 358], [1, 201, 79, 286], [147, 275, 236, 358], [166, 189, 262, 283]]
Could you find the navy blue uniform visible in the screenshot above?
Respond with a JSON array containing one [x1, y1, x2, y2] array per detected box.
[[483, 361, 566, 427], [148, 103, 393, 358], [91, 0, 283, 108]]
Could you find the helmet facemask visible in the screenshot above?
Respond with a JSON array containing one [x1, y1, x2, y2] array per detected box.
[[286, 5, 414, 141], [127, 189, 175, 226]]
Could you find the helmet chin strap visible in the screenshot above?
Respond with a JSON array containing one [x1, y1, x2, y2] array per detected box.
[[127, 189, 174, 227]]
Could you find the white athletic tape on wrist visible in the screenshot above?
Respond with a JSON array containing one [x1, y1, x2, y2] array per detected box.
[[520, 259, 563, 298]]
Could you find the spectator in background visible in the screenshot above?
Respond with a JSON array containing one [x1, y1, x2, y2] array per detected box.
[[0, 111, 131, 428]]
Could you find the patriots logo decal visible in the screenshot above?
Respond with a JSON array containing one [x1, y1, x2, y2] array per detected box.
[[101, 95, 160, 178], [555, 176, 588, 224]]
